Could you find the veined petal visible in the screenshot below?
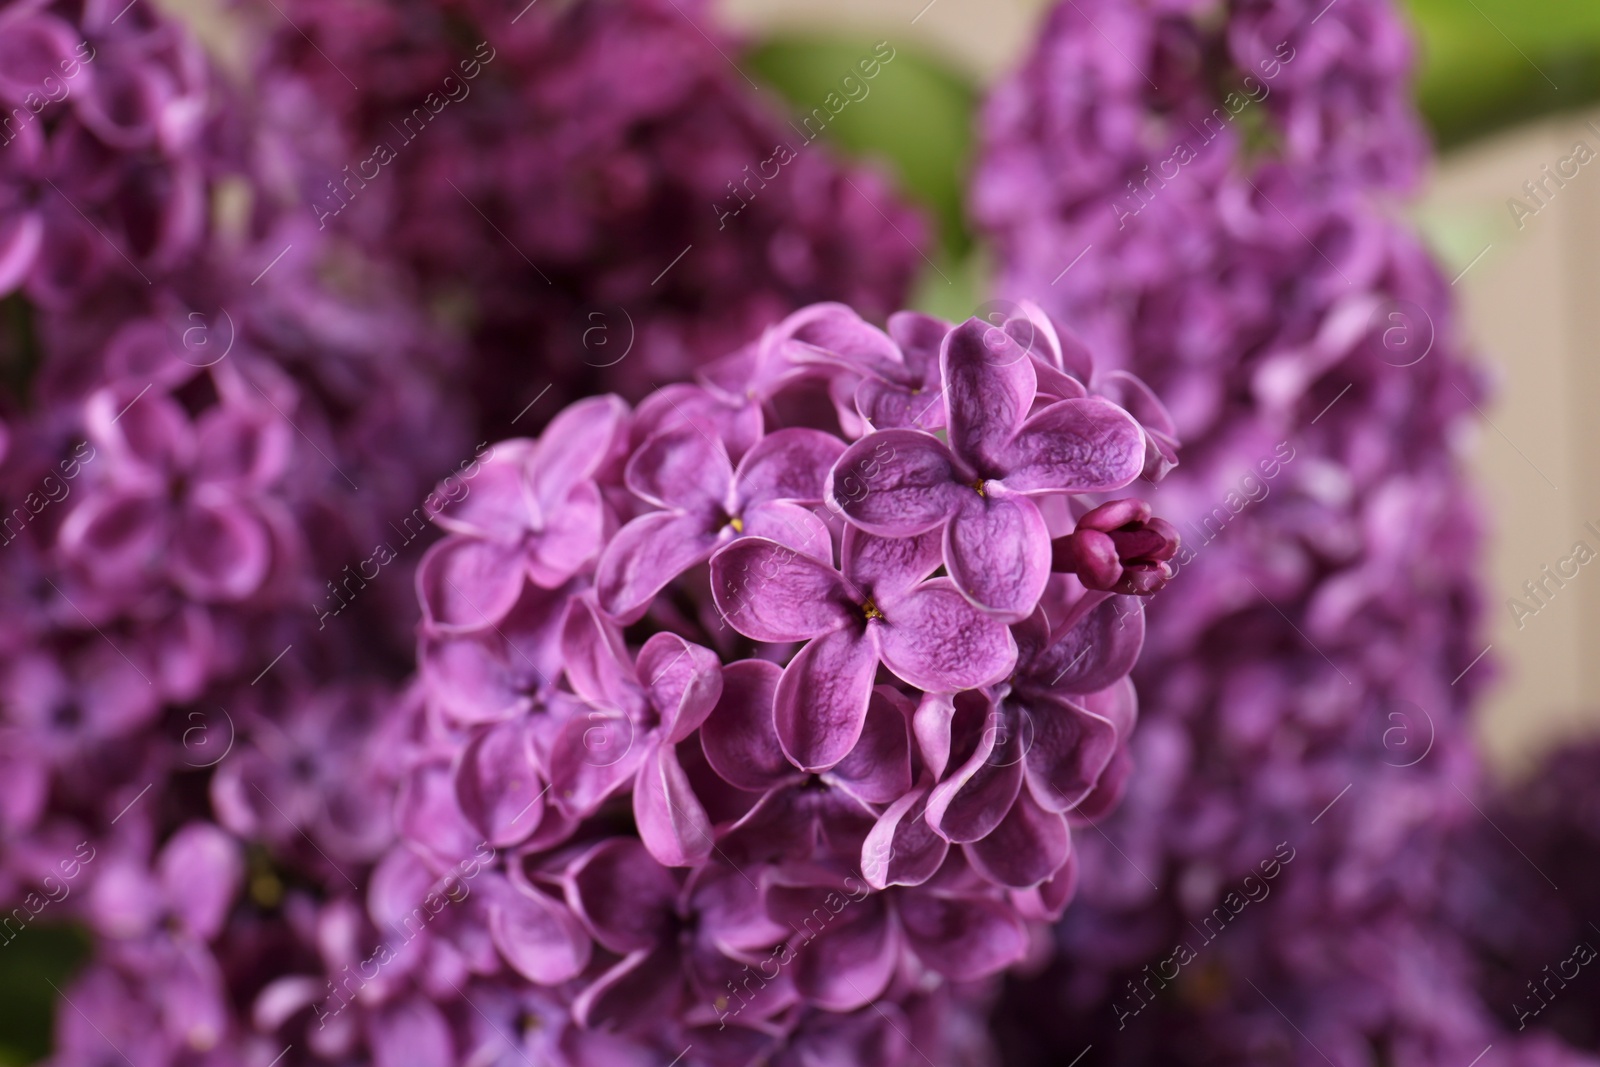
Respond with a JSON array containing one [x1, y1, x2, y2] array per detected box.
[[1000, 397, 1145, 494], [596, 510, 717, 624], [943, 317, 1037, 473], [874, 579, 1016, 693], [638, 632, 722, 742], [943, 488, 1050, 618], [841, 525, 942, 603], [529, 394, 628, 505], [709, 538, 854, 643], [564, 838, 676, 954], [625, 425, 731, 511], [1023, 592, 1144, 696], [700, 659, 792, 791], [735, 427, 846, 507], [774, 628, 878, 772], [898, 890, 1028, 978], [826, 429, 964, 537], [861, 783, 948, 889], [417, 536, 525, 634], [1020, 693, 1120, 814], [966, 788, 1071, 888], [634, 743, 714, 867], [828, 687, 913, 805]]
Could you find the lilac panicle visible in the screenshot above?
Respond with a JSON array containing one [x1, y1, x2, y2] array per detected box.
[[974, 0, 1502, 1062], [383, 299, 1177, 1060], [250, 0, 931, 433]]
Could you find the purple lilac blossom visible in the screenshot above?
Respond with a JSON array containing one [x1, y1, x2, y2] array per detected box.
[[0, 5, 479, 1065], [973, 0, 1501, 1061], [250, 0, 930, 433], [379, 300, 1176, 1058]]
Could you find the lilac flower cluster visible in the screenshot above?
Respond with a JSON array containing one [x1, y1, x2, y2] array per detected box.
[[973, 0, 1501, 1062], [0, 4, 480, 1063], [351, 299, 1177, 1061], [251, 0, 930, 431]]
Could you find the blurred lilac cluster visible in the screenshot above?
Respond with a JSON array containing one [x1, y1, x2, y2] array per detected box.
[[0, 1, 481, 1063], [972, 0, 1512, 1062], [250, 0, 929, 432], [1442, 740, 1600, 1064]]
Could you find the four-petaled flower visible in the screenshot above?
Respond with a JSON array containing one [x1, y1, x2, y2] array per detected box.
[[711, 527, 1016, 771], [827, 318, 1146, 618]]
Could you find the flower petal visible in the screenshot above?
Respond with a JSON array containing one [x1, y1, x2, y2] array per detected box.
[[170, 500, 271, 602], [1000, 397, 1145, 494], [546, 713, 646, 819], [488, 878, 592, 984], [734, 427, 846, 507], [774, 628, 878, 772], [699, 659, 791, 791], [564, 838, 677, 954], [625, 424, 732, 511], [874, 579, 1017, 693], [526, 480, 604, 588], [573, 947, 682, 1031], [774, 302, 902, 378], [156, 823, 241, 941], [925, 705, 1025, 844], [1023, 592, 1144, 695], [638, 632, 723, 742], [1020, 693, 1119, 813], [841, 525, 942, 602], [635, 743, 714, 867], [965, 788, 1071, 888], [529, 394, 628, 505], [709, 537, 854, 643], [943, 489, 1050, 618], [417, 537, 525, 634], [428, 441, 535, 540], [595, 510, 718, 623], [942, 317, 1037, 472], [455, 719, 545, 847], [898, 891, 1027, 979], [861, 783, 948, 889], [764, 879, 896, 1012], [829, 687, 913, 805], [826, 429, 964, 537], [738, 500, 835, 564]]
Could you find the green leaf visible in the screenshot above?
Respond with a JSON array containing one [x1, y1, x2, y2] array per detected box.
[[1405, 0, 1600, 147]]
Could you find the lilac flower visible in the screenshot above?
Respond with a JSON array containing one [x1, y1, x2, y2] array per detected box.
[[418, 396, 627, 633], [564, 839, 794, 1029], [762, 857, 1028, 1011], [712, 527, 1017, 770], [853, 312, 951, 432], [827, 318, 1146, 617], [553, 602, 723, 866], [702, 663, 913, 866], [58, 376, 289, 604], [597, 425, 842, 622], [916, 592, 1141, 889]]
